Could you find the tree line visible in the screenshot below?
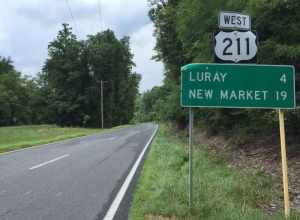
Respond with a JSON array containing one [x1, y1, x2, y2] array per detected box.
[[0, 24, 140, 128], [135, 0, 300, 135]]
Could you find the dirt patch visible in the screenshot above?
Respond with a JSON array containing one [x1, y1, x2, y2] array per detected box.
[[192, 127, 300, 214], [145, 214, 179, 220]]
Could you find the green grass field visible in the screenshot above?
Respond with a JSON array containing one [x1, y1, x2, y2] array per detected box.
[[0, 125, 103, 153], [129, 125, 300, 220]]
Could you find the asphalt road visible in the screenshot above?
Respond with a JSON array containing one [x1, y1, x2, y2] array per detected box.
[[0, 123, 157, 220]]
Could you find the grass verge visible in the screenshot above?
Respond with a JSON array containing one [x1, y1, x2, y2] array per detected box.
[[129, 124, 300, 220], [0, 124, 127, 153]]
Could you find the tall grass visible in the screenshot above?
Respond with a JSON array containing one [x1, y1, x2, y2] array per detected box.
[[129, 125, 300, 220]]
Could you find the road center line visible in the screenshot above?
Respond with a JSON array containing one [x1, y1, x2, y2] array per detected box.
[[29, 154, 70, 170], [103, 125, 159, 220], [106, 137, 117, 141]]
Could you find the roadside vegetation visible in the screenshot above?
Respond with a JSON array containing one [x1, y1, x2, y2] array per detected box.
[[129, 125, 300, 220], [131, 0, 300, 214], [135, 0, 300, 132], [0, 24, 139, 129], [0, 125, 102, 153]]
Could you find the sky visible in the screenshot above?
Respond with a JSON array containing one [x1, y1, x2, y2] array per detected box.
[[0, 0, 164, 92]]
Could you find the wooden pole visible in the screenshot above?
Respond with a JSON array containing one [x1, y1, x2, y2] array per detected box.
[[278, 109, 290, 218]]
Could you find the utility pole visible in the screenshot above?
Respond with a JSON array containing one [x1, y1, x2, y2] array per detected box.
[[99, 80, 108, 129], [88, 64, 107, 129]]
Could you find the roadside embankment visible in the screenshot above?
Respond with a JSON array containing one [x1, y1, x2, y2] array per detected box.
[[0, 124, 128, 153], [129, 124, 300, 220]]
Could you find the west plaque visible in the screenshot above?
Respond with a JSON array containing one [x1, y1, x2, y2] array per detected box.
[[219, 11, 251, 30]]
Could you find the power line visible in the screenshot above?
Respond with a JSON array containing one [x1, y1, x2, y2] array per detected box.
[[64, 0, 79, 36], [97, 0, 104, 31]]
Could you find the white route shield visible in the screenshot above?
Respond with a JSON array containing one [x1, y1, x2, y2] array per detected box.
[[214, 31, 257, 63]]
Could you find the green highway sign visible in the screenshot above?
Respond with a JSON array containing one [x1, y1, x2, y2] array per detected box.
[[181, 63, 296, 109]]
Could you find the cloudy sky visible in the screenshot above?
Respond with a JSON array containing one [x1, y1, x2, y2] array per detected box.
[[0, 0, 164, 92]]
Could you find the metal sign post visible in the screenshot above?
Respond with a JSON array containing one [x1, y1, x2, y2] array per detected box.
[[100, 80, 104, 129], [181, 11, 295, 216], [182, 64, 295, 215], [188, 108, 194, 209]]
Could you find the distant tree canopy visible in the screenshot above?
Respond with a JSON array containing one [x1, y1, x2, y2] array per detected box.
[[0, 24, 140, 128], [136, 0, 300, 133]]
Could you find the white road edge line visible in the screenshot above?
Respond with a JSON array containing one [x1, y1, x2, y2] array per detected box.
[[103, 125, 159, 220], [29, 154, 70, 170]]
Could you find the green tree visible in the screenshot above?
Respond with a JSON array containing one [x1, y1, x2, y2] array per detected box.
[[0, 63, 31, 126], [43, 23, 90, 126], [147, 0, 300, 133], [86, 30, 140, 127], [0, 24, 140, 128], [0, 57, 14, 75]]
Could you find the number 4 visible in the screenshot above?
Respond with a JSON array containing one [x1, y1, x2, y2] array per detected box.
[[280, 74, 287, 84]]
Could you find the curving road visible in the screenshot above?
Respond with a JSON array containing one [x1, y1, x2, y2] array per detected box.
[[0, 123, 157, 220]]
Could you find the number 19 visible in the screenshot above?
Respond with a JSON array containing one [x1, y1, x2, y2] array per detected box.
[[276, 91, 287, 101]]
